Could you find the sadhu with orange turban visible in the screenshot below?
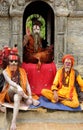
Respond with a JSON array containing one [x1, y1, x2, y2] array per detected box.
[[62, 54, 74, 66], [41, 54, 83, 108]]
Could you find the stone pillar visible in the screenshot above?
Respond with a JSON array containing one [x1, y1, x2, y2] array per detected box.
[[9, 0, 25, 61], [0, 0, 10, 48], [55, 0, 70, 66], [11, 16, 23, 60], [47, 13, 51, 45], [56, 16, 67, 64]]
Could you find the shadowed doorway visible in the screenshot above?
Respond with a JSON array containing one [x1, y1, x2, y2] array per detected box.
[[23, 0, 54, 46]]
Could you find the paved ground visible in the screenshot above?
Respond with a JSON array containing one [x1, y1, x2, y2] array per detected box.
[[17, 122, 83, 130], [16, 108, 83, 130], [1, 108, 83, 130]]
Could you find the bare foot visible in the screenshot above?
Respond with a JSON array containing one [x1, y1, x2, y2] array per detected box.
[[32, 99, 40, 106], [25, 98, 33, 105], [0, 106, 6, 113], [10, 122, 17, 130]]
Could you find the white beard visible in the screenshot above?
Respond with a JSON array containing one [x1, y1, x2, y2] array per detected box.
[[64, 67, 71, 72], [33, 33, 41, 52]]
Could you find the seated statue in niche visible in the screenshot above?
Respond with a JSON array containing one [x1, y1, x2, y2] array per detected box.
[[23, 17, 54, 69]]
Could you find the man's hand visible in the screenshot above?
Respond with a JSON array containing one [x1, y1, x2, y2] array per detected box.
[[17, 90, 28, 99], [53, 90, 59, 102], [17, 85, 27, 98]]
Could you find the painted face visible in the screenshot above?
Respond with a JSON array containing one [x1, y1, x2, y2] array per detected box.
[[9, 64, 18, 72], [9, 60, 18, 66], [9, 60, 18, 71], [64, 58, 72, 72], [33, 25, 40, 34], [9, 55, 19, 71]]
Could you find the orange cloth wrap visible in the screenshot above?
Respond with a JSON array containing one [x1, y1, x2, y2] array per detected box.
[[0, 66, 28, 103]]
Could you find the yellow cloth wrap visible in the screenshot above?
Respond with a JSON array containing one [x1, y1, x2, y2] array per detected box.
[[51, 68, 75, 99], [41, 89, 55, 103], [41, 68, 81, 108], [41, 88, 79, 108], [76, 75, 83, 91]]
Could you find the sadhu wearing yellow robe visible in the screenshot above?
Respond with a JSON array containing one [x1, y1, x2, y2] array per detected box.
[[41, 54, 83, 108]]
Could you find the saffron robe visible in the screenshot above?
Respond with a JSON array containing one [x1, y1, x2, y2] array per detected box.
[[23, 34, 54, 63], [41, 68, 83, 108], [0, 66, 28, 103]]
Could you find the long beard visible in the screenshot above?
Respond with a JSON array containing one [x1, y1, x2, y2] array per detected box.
[[64, 67, 71, 73], [11, 70, 19, 84], [33, 33, 41, 52]]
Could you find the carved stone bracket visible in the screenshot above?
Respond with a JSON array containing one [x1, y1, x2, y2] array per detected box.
[[9, 0, 25, 16], [55, 0, 70, 17]]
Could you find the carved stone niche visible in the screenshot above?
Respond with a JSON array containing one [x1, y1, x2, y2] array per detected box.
[[0, 0, 9, 16]]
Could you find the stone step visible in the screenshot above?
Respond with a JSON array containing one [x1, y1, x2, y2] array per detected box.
[[0, 107, 82, 130], [17, 122, 83, 130], [6, 108, 83, 128], [0, 112, 6, 130]]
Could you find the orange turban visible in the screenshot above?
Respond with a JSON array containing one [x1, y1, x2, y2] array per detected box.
[[62, 54, 74, 66]]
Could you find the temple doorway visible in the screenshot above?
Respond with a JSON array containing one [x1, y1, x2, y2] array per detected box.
[[23, 0, 54, 46]]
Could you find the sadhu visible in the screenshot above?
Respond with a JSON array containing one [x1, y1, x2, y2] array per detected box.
[[23, 17, 54, 69]]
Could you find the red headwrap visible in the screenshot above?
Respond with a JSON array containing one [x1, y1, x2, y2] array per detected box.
[[9, 55, 18, 61], [9, 46, 19, 62], [10, 47, 18, 55], [62, 54, 74, 66]]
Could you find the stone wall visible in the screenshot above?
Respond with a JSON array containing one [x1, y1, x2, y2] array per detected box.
[[77, 0, 83, 11], [0, 0, 10, 48], [0, 0, 83, 75], [67, 17, 83, 76], [66, 0, 83, 76], [0, 17, 11, 48]]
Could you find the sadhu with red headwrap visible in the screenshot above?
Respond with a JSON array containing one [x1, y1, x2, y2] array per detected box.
[[41, 54, 83, 108], [0, 47, 40, 130]]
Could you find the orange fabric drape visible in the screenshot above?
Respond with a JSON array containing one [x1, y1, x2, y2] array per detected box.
[[0, 66, 28, 103]]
